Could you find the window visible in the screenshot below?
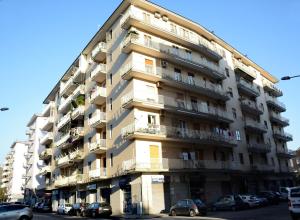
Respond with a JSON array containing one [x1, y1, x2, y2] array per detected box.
[[144, 35, 152, 47], [191, 97, 198, 111], [109, 124, 112, 139], [213, 151, 217, 161], [110, 73, 112, 85], [225, 68, 230, 77], [264, 120, 268, 129], [143, 12, 150, 23], [232, 108, 237, 119], [182, 28, 189, 40], [174, 68, 182, 81], [145, 59, 154, 73], [249, 154, 253, 164], [172, 45, 179, 56], [110, 98, 112, 110], [187, 73, 195, 85], [185, 50, 192, 60], [236, 130, 241, 141], [170, 23, 177, 34], [88, 161, 92, 171], [107, 29, 112, 41], [176, 93, 185, 108], [228, 87, 233, 98], [148, 115, 156, 125], [239, 153, 244, 164], [110, 153, 113, 167]]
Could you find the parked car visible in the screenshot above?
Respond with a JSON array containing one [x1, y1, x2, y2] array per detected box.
[[169, 199, 207, 217], [240, 195, 260, 208], [212, 195, 248, 211], [33, 202, 42, 211], [56, 203, 72, 215], [82, 202, 112, 217], [254, 195, 269, 206], [40, 202, 52, 213], [280, 187, 290, 200], [258, 191, 279, 205], [68, 203, 89, 216], [0, 204, 33, 220], [288, 186, 300, 220]]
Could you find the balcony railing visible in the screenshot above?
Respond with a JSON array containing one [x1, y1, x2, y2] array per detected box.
[[88, 110, 106, 128], [71, 106, 85, 120], [72, 85, 85, 98], [39, 148, 52, 160], [240, 99, 263, 115], [91, 63, 107, 82], [71, 127, 84, 141], [39, 166, 51, 175], [265, 95, 286, 112], [88, 136, 106, 153], [40, 132, 54, 145], [247, 143, 271, 153], [58, 95, 72, 113], [269, 112, 289, 126], [233, 59, 257, 80], [41, 101, 55, 117], [88, 168, 107, 179], [55, 133, 71, 148], [120, 62, 229, 101], [60, 74, 77, 97], [262, 79, 283, 97], [57, 112, 71, 130], [236, 79, 260, 97], [244, 119, 267, 134], [41, 116, 54, 131], [276, 148, 295, 158], [120, 9, 222, 61], [121, 123, 237, 147], [121, 92, 232, 123], [90, 87, 106, 105], [273, 130, 293, 142], [122, 35, 225, 80], [91, 42, 107, 61]]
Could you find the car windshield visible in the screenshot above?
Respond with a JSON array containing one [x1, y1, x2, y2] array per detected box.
[[193, 199, 203, 205], [291, 188, 300, 198]]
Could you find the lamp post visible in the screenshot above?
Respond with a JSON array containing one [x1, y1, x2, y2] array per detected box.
[[281, 75, 300, 80], [0, 107, 9, 111]]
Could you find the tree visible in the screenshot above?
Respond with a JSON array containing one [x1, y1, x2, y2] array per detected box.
[[0, 187, 8, 202]]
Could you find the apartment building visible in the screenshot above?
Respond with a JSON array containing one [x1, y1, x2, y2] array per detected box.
[[5, 141, 28, 202], [39, 0, 294, 214], [24, 114, 47, 205]]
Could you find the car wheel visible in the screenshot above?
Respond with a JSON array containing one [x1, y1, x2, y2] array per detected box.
[[19, 216, 29, 220], [82, 211, 86, 217], [231, 206, 236, 211], [171, 209, 176, 216], [189, 209, 196, 217], [92, 211, 96, 217], [76, 211, 81, 217]]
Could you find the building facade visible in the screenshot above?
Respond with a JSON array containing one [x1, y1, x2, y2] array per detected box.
[[24, 114, 47, 205], [38, 0, 294, 214], [5, 141, 28, 202]]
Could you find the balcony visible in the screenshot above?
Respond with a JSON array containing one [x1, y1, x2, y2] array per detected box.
[[91, 63, 107, 82], [120, 10, 222, 62], [262, 79, 283, 97], [57, 112, 71, 130], [244, 120, 267, 134], [276, 148, 295, 159], [71, 127, 84, 142], [121, 158, 239, 174], [56, 155, 73, 168], [39, 166, 51, 175], [266, 96, 286, 112], [39, 148, 52, 160], [55, 133, 72, 149], [120, 62, 229, 101], [273, 130, 293, 142], [88, 136, 106, 154], [236, 79, 260, 98], [88, 168, 107, 180], [55, 174, 84, 187], [233, 59, 257, 81], [73, 67, 85, 83], [121, 123, 237, 148], [240, 100, 263, 116], [72, 85, 85, 99], [90, 87, 106, 105], [41, 101, 55, 117], [58, 95, 72, 113], [40, 132, 54, 145], [247, 143, 271, 154], [122, 92, 232, 123], [69, 149, 84, 162], [249, 164, 274, 173], [41, 116, 54, 132], [122, 35, 225, 81], [71, 106, 85, 120], [88, 110, 106, 128], [269, 112, 289, 127], [91, 42, 107, 62], [60, 75, 77, 97]]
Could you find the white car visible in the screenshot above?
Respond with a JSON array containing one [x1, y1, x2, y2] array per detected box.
[[57, 204, 72, 215], [288, 187, 300, 220], [240, 195, 260, 208]]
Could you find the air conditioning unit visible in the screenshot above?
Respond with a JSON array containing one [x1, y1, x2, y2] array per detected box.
[[161, 60, 168, 68], [162, 15, 169, 22], [154, 12, 161, 18]]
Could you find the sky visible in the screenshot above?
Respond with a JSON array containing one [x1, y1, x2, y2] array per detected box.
[[0, 0, 299, 163]]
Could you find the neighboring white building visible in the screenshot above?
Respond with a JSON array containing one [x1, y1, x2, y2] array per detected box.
[[24, 114, 46, 205], [7, 141, 28, 202]]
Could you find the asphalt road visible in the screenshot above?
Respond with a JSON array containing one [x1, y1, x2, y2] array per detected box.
[[33, 203, 291, 220]]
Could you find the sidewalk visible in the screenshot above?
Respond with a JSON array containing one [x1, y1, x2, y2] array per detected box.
[[112, 214, 163, 219]]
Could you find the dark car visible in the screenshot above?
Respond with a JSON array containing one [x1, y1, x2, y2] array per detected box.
[[82, 202, 112, 217], [254, 195, 269, 206], [69, 203, 89, 217], [212, 195, 248, 211], [258, 191, 279, 205], [170, 199, 207, 217], [40, 202, 52, 213]]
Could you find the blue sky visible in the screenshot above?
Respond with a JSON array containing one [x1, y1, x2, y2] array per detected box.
[[0, 0, 299, 163]]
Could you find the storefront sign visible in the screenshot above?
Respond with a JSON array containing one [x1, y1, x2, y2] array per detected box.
[[151, 175, 164, 183], [87, 184, 97, 190]]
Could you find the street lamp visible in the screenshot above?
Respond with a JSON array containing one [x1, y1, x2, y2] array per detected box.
[[281, 75, 300, 80], [0, 107, 9, 111]]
